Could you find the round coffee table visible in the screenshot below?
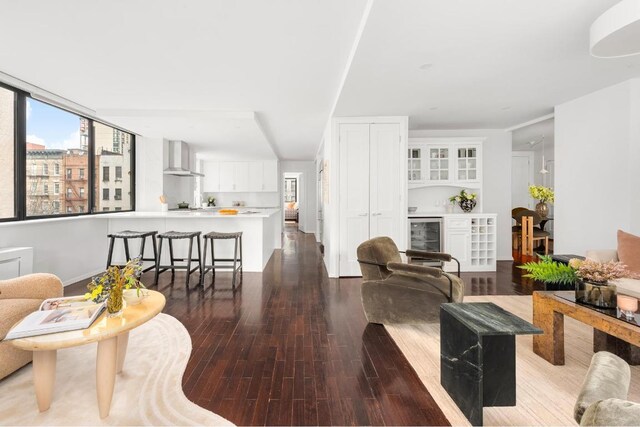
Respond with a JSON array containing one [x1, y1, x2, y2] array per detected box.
[[10, 290, 166, 418]]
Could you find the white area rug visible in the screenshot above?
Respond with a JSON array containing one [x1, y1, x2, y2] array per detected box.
[[386, 295, 640, 426], [0, 313, 233, 426]]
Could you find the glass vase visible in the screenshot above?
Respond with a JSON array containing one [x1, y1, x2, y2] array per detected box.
[[107, 286, 124, 316], [535, 201, 549, 218], [575, 280, 617, 309]]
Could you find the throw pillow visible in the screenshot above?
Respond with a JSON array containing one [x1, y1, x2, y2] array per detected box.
[[618, 229, 640, 275]]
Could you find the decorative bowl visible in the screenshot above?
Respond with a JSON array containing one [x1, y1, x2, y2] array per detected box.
[[123, 289, 147, 306]]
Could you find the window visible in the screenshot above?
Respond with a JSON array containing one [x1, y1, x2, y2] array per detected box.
[[94, 122, 132, 211], [103, 207, 109, 211], [0, 82, 135, 222], [27, 99, 88, 217], [0, 86, 15, 219], [115, 207, 122, 211]]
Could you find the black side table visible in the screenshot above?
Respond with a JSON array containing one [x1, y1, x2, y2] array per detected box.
[[440, 303, 542, 426]]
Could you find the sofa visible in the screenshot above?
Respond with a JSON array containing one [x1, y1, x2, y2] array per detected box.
[[586, 230, 640, 298], [0, 273, 63, 380]]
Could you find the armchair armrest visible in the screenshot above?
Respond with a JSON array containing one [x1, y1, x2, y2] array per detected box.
[[405, 250, 452, 262], [0, 273, 63, 300], [387, 262, 443, 278], [580, 399, 640, 426]]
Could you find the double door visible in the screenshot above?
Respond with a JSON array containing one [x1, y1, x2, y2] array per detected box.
[[339, 123, 402, 276]]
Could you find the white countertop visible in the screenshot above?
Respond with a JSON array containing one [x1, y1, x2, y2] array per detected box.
[[408, 212, 497, 218], [103, 208, 280, 219]]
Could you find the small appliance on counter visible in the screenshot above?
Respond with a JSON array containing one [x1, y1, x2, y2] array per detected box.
[[177, 202, 190, 209]]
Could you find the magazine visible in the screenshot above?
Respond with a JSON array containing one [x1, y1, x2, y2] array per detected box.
[[4, 296, 106, 340]]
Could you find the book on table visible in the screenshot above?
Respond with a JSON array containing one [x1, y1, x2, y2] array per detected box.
[[4, 296, 106, 340]]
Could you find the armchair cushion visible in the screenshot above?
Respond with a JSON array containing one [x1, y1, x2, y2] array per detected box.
[[580, 399, 640, 426], [357, 237, 402, 281], [618, 230, 640, 275], [405, 249, 452, 263], [0, 273, 63, 300], [387, 262, 443, 278]]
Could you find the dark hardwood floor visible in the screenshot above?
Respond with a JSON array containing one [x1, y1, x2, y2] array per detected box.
[[65, 226, 532, 426]]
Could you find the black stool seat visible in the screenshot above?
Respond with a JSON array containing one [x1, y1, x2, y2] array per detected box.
[[108, 230, 157, 239], [158, 231, 201, 239], [154, 231, 202, 288], [106, 230, 158, 273], [204, 231, 243, 239], [201, 231, 243, 289]]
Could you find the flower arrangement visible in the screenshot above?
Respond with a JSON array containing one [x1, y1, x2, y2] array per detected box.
[[86, 257, 144, 314], [449, 189, 477, 204], [528, 185, 554, 203], [570, 258, 628, 284]]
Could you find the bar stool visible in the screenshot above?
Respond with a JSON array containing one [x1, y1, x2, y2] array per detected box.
[[106, 230, 158, 272], [154, 231, 202, 287], [201, 231, 243, 288]]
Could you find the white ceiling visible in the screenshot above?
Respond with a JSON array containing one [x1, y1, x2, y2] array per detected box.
[[0, 0, 369, 160], [1, 0, 640, 160], [334, 0, 640, 129], [512, 118, 555, 152]]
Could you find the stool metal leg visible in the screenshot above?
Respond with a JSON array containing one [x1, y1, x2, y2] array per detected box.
[[168, 239, 175, 281], [123, 238, 131, 262], [106, 236, 115, 269], [200, 237, 208, 287], [196, 235, 203, 276], [239, 236, 243, 281], [139, 236, 146, 261], [232, 237, 239, 289], [185, 236, 194, 288], [211, 238, 216, 280], [154, 237, 163, 285], [151, 235, 158, 272]]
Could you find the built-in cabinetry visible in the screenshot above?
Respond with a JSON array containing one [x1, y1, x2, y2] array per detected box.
[[0, 247, 34, 279], [442, 214, 497, 272], [202, 160, 278, 192], [408, 138, 483, 189], [338, 117, 408, 276]]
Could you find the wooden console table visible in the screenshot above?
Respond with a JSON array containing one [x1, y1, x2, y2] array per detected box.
[[533, 291, 640, 365]]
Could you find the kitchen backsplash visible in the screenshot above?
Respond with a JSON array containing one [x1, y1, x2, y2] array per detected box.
[[203, 192, 279, 208]]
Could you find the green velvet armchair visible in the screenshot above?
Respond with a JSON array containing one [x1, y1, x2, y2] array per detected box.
[[356, 236, 465, 324]]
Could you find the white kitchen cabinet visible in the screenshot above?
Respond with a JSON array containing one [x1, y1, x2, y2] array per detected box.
[[408, 138, 483, 188], [262, 160, 278, 191], [202, 161, 220, 192], [248, 162, 263, 192], [338, 118, 407, 276], [442, 214, 496, 272], [234, 162, 249, 192], [219, 162, 235, 192]]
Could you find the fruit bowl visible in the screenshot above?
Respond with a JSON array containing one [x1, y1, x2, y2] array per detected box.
[[218, 209, 238, 216]]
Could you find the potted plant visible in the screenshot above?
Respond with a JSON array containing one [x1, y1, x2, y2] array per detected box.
[[518, 255, 578, 290], [528, 185, 554, 218], [85, 258, 145, 316], [449, 189, 477, 213], [572, 258, 628, 309]]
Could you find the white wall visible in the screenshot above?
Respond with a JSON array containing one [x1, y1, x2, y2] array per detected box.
[[409, 129, 512, 260], [281, 161, 318, 234], [0, 217, 108, 285], [555, 79, 640, 254]]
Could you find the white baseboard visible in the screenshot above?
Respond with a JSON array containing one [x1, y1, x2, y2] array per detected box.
[[62, 268, 105, 287]]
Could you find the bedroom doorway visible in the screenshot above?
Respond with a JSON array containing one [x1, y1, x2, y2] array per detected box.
[[283, 172, 301, 229]]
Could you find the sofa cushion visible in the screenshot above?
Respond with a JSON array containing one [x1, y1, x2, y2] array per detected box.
[[618, 230, 640, 275], [0, 299, 42, 340]]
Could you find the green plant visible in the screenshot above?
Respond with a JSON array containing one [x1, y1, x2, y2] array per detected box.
[[529, 185, 554, 203], [518, 255, 578, 285], [449, 189, 477, 204], [85, 257, 144, 303]]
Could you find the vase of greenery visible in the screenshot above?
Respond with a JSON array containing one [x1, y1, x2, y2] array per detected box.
[[528, 185, 554, 218], [449, 189, 477, 213], [518, 255, 578, 290], [86, 258, 144, 316]]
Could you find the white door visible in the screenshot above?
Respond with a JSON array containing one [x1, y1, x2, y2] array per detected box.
[[511, 152, 534, 209], [446, 229, 471, 271], [234, 162, 250, 192], [202, 161, 220, 192], [339, 123, 370, 276], [369, 123, 401, 242], [262, 160, 278, 191], [248, 161, 263, 192], [219, 162, 235, 192]]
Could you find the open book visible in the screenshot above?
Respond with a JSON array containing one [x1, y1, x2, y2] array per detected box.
[[4, 296, 106, 340]]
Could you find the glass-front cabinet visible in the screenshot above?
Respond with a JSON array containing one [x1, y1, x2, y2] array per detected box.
[[407, 138, 483, 188]]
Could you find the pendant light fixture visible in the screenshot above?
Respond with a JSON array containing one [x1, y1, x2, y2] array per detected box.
[[540, 135, 549, 175], [591, 0, 640, 58]]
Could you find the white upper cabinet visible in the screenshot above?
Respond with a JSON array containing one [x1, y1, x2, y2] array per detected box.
[[408, 137, 483, 188], [204, 160, 278, 193]]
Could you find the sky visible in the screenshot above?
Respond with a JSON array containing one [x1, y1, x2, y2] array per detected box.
[[26, 99, 81, 149]]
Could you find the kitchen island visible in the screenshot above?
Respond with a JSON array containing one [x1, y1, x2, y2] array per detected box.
[[102, 208, 281, 272]]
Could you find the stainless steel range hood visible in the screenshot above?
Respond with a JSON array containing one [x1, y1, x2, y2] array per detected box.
[[163, 140, 204, 177]]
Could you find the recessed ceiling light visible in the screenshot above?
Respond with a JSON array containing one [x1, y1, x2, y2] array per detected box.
[[418, 63, 433, 70]]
